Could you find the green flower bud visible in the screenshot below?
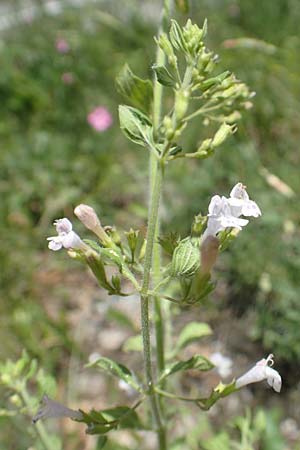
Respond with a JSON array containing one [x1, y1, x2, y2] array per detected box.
[[192, 213, 207, 235], [156, 33, 177, 68], [170, 20, 188, 54], [183, 19, 207, 57], [170, 237, 200, 278], [162, 116, 174, 139], [211, 123, 237, 148], [175, 89, 190, 120]]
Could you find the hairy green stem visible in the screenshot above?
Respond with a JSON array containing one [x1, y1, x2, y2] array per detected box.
[[140, 162, 166, 450], [139, 2, 174, 449], [152, 0, 173, 381]]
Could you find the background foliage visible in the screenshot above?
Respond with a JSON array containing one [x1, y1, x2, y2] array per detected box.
[[1, 0, 300, 448]]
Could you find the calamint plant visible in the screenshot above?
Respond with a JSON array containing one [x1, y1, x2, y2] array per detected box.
[[0, 5, 282, 450]]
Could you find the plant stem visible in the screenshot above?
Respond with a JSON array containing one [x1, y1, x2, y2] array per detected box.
[[152, 0, 173, 381], [140, 3, 174, 449], [141, 161, 166, 450]]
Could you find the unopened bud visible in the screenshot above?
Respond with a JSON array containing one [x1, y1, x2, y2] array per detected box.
[[212, 122, 237, 148], [74, 204, 110, 244], [74, 204, 101, 231], [175, 89, 190, 120], [171, 237, 200, 277], [200, 236, 219, 274], [156, 33, 177, 68], [162, 116, 174, 140]]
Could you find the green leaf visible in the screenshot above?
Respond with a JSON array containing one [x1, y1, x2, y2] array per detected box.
[[83, 239, 102, 253], [116, 64, 153, 113], [197, 380, 237, 410], [118, 105, 153, 148], [101, 406, 143, 430], [176, 322, 212, 350], [86, 357, 141, 392], [78, 409, 114, 435], [152, 64, 176, 87], [123, 335, 143, 353], [175, 0, 189, 13], [100, 248, 123, 269], [78, 406, 144, 435], [161, 355, 214, 381]]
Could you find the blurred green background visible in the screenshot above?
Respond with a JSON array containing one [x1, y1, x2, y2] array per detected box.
[[1, 0, 300, 448]]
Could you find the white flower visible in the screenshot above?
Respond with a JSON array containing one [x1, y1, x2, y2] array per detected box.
[[47, 218, 85, 251], [228, 183, 261, 218], [203, 194, 249, 239], [236, 354, 282, 393], [203, 182, 261, 239]]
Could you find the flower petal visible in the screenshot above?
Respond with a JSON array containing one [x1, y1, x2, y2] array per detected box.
[[54, 218, 73, 234], [230, 182, 249, 201], [208, 195, 222, 216], [62, 231, 84, 250], [47, 237, 63, 251], [266, 367, 282, 393], [242, 200, 262, 217]]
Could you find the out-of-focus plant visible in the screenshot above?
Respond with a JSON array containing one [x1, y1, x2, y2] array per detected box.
[[0, 350, 61, 450], [185, 408, 286, 450], [0, 0, 154, 366]]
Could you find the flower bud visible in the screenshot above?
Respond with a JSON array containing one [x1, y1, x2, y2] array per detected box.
[[175, 89, 190, 121], [156, 33, 177, 67], [74, 204, 110, 244], [74, 204, 101, 231], [211, 123, 237, 148], [170, 237, 200, 277], [200, 236, 219, 274], [162, 116, 174, 140]]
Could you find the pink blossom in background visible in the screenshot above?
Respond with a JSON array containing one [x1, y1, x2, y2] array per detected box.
[[87, 107, 113, 132], [61, 72, 74, 85], [56, 38, 70, 54]]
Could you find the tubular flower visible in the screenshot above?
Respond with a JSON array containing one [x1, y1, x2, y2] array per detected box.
[[228, 182, 262, 217], [47, 218, 86, 251], [236, 354, 282, 393], [203, 182, 261, 239], [32, 395, 82, 423]]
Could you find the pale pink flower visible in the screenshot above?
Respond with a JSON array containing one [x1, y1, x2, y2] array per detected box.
[[236, 354, 282, 393], [87, 107, 113, 132], [47, 218, 86, 251], [61, 72, 74, 85], [55, 38, 70, 54]]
